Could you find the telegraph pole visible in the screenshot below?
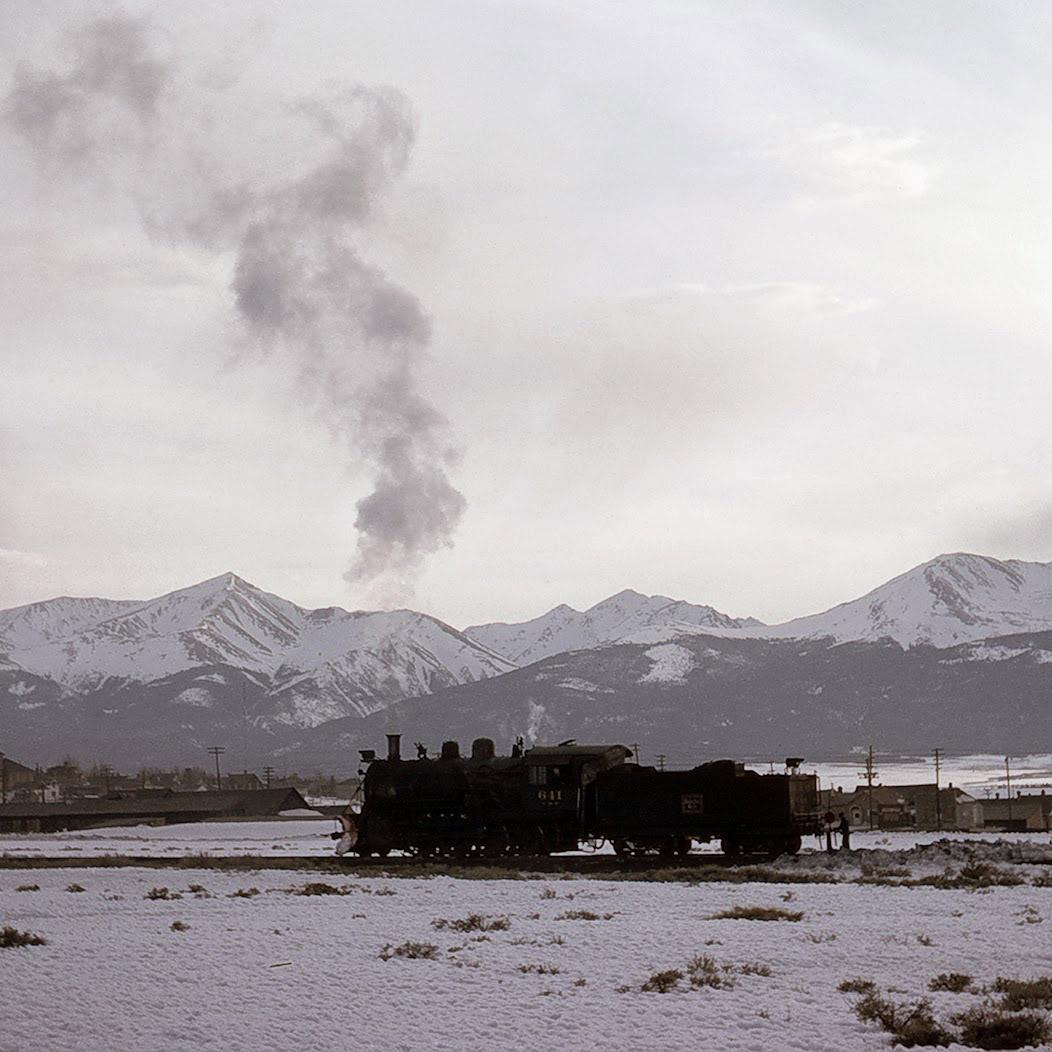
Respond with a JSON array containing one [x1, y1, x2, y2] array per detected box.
[[933, 748, 943, 832], [858, 746, 878, 830], [631, 743, 640, 766], [208, 746, 226, 791], [1005, 756, 1013, 826], [0, 751, 6, 805], [263, 765, 275, 789], [656, 754, 667, 772]]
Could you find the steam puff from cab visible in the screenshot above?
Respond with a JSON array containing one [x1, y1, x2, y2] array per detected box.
[[4, 11, 466, 601]]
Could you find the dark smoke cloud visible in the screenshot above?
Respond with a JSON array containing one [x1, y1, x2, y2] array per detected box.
[[5, 13, 465, 600]]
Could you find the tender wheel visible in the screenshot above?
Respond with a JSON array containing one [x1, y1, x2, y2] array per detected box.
[[720, 835, 741, 858]]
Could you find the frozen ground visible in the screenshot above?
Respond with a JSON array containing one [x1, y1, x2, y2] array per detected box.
[[2, 818, 1051, 862], [3, 863, 1052, 1051]]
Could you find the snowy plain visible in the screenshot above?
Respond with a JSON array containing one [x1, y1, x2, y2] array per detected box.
[[4, 860, 1052, 1052], [3, 818, 1052, 862]]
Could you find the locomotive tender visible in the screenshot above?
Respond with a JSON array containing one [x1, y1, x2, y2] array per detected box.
[[344, 733, 821, 859]]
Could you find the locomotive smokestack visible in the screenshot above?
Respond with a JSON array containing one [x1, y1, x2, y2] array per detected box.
[[440, 740, 460, 760], [471, 738, 495, 761], [387, 734, 402, 762]]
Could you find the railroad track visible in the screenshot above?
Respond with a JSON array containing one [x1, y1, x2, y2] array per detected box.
[[0, 852, 757, 874]]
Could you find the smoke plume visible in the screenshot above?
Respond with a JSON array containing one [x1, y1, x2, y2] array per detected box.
[[6, 12, 465, 601]]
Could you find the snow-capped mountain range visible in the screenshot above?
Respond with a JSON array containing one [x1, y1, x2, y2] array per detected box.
[[465, 589, 762, 666], [762, 552, 1052, 648], [1, 573, 514, 725], [3, 551, 1052, 767], [466, 553, 1052, 660]]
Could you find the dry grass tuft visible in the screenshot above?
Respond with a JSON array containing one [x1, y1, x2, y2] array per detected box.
[[1, 926, 47, 949], [641, 968, 683, 993], [432, 914, 510, 933], [65, 883, 85, 893], [709, 905, 803, 922], [839, 977, 877, 995], [15, 884, 39, 892], [953, 1006, 1051, 1049], [379, 941, 439, 961], [145, 886, 182, 901], [170, 921, 190, 932], [290, 882, 353, 896], [929, 973, 974, 994], [992, 977, 1052, 1012]]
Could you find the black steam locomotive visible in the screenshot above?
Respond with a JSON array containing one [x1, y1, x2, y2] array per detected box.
[[341, 734, 821, 859]]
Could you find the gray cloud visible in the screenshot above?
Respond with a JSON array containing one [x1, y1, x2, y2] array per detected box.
[[5, 12, 465, 601]]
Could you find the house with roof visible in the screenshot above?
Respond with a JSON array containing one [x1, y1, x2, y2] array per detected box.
[[825, 783, 983, 831]]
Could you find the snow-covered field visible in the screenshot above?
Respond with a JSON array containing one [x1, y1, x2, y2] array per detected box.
[[3, 860, 1052, 1052], [0, 819, 343, 860], [2, 818, 1052, 863], [3, 818, 1052, 863]]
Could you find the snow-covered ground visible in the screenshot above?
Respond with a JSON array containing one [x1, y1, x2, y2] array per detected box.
[[0, 819, 343, 859], [3, 863, 1052, 1051], [2, 819, 1052, 862]]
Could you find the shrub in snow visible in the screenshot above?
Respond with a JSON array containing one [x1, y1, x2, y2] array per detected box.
[[170, 921, 190, 933], [15, 884, 39, 893], [640, 969, 683, 993], [519, 963, 560, 975], [432, 914, 509, 933], [554, 910, 602, 921], [291, 882, 352, 896], [709, 905, 803, 922], [929, 973, 974, 994], [838, 978, 877, 995], [957, 862, 1025, 888], [1, 927, 47, 949], [65, 884, 85, 894], [229, 887, 260, 899], [953, 1006, 1051, 1050], [145, 887, 181, 901], [379, 941, 438, 961], [687, 955, 734, 990], [853, 992, 953, 1048], [993, 977, 1052, 1012]]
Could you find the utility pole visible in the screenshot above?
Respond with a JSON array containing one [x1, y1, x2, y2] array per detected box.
[[631, 743, 640, 766], [933, 748, 943, 832], [1005, 756, 1013, 826], [263, 765, 275, 789], [858, 746, 878, 830], [208, 746, 226, 791], [656, 754, 667, 772], [0, 751, 6, 805]]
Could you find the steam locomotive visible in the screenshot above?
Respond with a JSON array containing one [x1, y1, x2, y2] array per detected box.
[[340, 734, 821, 859]]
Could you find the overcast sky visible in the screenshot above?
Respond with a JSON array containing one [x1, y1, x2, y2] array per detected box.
[[2, 1, 1052, 628]]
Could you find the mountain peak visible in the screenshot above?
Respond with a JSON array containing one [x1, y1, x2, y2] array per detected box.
[[767, 552, 1052, 647]]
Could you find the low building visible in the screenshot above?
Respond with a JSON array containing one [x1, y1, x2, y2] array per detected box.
[[825, 783, 983, 831], [981, 793, 1051, 832], [0, 755, 38, 801], [0, 787, 312, 834]]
